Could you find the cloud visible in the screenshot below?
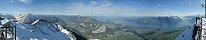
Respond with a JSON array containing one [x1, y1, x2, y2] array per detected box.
[[10, 1, 15, 3], [66, 1, 153, 16], [89, 1, 98, 7], [63, 0, 198, 16], [99, 0, 112, 8], [19, 0, 32, 4], [66, 0, 139, 16]]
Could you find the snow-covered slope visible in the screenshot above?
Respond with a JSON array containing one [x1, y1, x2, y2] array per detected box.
[[11, 14, 75, 40], [15, 20, 74, 40], [175, 25, 194, 40]]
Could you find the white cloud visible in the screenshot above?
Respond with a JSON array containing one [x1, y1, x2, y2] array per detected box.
[[19, 0, 32, 4], [66, 1, 153, 16], [10, 1, 15, 3], [63, 0, 198, 16], [99, 0, 112, 8], [89, 1, 98, 7]]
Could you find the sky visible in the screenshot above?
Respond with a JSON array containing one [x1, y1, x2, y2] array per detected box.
[[0, 0, 205, 16]]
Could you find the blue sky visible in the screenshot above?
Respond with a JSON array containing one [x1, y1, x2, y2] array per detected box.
[[0, 0, 204, 16]]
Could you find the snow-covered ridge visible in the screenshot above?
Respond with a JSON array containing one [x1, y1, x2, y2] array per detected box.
[[5, 14, 76, 40], [16, 21, 75, 40]]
